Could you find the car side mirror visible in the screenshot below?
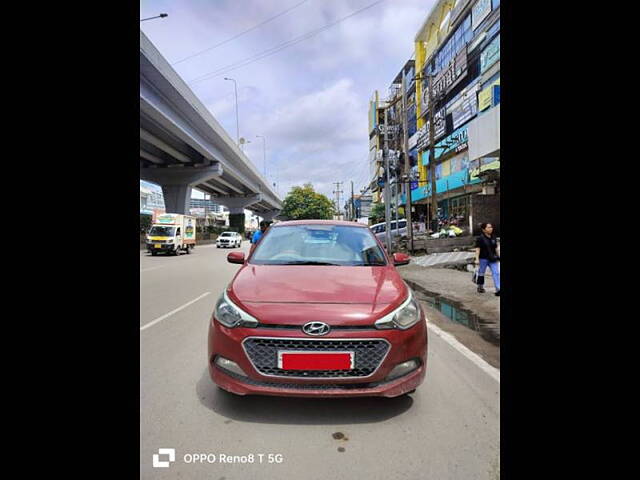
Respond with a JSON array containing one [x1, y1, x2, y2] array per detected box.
[[227, 252, 245, 264], [393, 252, 410, 266]]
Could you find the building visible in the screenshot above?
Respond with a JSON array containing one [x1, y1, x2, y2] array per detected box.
[[410, 0, 500, 233], [354, 194, 373, 221], [189, 198, 225, 215], [367, 0, 500, 234], [140, 183, 165, 214]]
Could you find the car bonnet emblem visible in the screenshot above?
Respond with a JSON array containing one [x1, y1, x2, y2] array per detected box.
[[302, 322, 330, 336]]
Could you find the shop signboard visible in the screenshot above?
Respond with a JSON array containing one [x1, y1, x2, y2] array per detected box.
[[415, 110, 447, 151], [420, 84, 430, 114], [472, 0, 492, 30], [432, 50, 468, 98], [451, 85, 479, 129], [478, 78, 500, 111], [408, 131, 418, 150], [470, 157, 500, 180], [434, 108, 446, 139], [480, 34, 500, 74]]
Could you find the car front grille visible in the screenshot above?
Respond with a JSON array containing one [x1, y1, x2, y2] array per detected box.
[[242, 337, 390, 379]]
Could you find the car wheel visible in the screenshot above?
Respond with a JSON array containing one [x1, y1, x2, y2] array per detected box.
[[186, 245, 191, 254], [151, 251, 157, 256]]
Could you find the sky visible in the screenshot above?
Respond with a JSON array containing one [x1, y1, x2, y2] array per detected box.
[[140, 0, 437, 204]]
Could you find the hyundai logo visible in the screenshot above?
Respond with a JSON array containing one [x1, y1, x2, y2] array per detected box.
[[302, 322, 330, 336]]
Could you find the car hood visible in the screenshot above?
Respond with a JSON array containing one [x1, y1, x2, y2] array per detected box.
[[229, 264, 407, 308]]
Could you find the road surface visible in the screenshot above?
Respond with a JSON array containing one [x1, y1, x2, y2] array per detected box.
[[140, 242, 500, 479]]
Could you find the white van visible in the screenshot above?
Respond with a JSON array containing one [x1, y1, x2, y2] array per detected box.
[[146, 214, 196, 256], [370, 219, 408, 244]]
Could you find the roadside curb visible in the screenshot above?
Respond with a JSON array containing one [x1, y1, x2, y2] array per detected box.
[[404, 278, 500, 347]]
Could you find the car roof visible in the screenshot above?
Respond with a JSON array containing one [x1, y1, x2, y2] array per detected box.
[[273, 220, 369, 228]]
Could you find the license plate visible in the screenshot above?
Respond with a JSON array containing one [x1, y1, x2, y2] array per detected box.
[[154, 244, 162, 248], [278, 351, 354, 370]]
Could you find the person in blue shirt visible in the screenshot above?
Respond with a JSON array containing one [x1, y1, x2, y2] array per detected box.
[[251, 221, 268, 244]]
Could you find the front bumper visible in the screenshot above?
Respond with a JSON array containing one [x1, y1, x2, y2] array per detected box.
[[147, 243, 174, 252], [207, 316, 428, 398]]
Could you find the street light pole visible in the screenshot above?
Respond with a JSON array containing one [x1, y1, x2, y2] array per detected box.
[[224, 77, 240, 146], [141, 13, 168, 22], [256, 135, 267, 177]]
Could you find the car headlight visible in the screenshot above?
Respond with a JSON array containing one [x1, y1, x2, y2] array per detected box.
[[214, 290, 259, 328], [375, 290, 422, 330]]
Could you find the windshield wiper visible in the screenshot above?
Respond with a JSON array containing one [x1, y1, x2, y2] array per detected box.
[[278, 261, 341, 266]]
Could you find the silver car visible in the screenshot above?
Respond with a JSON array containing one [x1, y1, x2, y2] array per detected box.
[[370, 219, 408, 245]]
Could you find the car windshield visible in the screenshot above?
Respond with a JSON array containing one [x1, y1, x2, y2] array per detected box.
[[220, 233, 233, 237], [149, 226, 175, 236], [251, 225, 387, 266]]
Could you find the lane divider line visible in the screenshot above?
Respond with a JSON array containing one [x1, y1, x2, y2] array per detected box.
[[140, 292, 212, 332], [140, 266, 164, 273], [427, 322, 500, 383]]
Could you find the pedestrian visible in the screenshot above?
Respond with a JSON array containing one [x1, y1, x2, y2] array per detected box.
[[251, 221, 269, 245], [474, 223, 500, 296]]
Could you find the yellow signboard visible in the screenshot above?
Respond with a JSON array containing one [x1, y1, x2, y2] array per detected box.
[[470, 159, 500, 180], [478, 78, 500, 111]]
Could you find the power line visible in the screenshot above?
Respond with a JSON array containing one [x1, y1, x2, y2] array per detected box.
[[188, 0, 389, 85], [172, 0, 310, 66]]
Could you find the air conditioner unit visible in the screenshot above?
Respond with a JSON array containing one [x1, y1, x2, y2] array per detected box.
[[481, 186, 495, 195]]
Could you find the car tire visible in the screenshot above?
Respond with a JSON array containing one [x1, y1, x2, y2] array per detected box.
[[186, 245, 191, 254], [151, 251, 157, 256], [174, 247, 181, 256]]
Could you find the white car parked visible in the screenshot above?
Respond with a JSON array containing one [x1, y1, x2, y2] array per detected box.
[[216, 232, 243, 248], [370, 219, 408, 245]]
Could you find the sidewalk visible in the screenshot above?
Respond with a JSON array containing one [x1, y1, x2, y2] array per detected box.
[[398, 263, 500, 346]]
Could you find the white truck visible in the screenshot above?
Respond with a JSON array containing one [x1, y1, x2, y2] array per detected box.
[[146, 214, 196, 256]]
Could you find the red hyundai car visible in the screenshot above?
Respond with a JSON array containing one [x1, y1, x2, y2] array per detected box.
[[208, 220, 428, 398]]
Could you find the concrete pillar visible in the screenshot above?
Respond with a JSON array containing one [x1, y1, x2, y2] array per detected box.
[[140, 164, 223, 215], [228, 208, 245, 234], [259, 210, 280, 222], [160, 184, 191, 214], [216, 194, 263, 235]]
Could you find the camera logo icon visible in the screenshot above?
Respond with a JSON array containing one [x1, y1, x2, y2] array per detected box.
[[153, 448, 176, 468]]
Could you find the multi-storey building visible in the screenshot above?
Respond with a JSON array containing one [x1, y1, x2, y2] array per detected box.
[[409, 0, 500, 233], [363, 0, 501, 232]]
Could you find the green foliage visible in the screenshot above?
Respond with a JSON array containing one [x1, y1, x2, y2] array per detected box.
[[281, 183, 335, 220], [369, 203, 385, 224], [140, 213, 152, 233]]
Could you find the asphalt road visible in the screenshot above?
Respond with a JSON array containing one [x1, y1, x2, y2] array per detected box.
[[140, 242, 500, 479]]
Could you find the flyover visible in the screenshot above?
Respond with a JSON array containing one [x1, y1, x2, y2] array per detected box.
[[140, 31, 282, 227]]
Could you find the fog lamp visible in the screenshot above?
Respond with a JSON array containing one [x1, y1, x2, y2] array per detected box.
[[385, 359, 420, 381], [214, 356, 247, 377]]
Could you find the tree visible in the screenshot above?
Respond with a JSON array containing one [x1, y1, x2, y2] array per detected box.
[[281, 183, 335, 220], [369, 202, 385, 224]]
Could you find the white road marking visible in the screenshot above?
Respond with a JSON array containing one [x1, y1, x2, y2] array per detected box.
[[140, 266, 164, 272], [427, 321, 500, 383], [140, 292, 212, 332]]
